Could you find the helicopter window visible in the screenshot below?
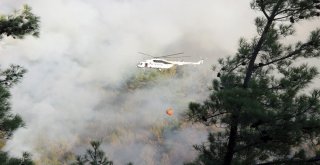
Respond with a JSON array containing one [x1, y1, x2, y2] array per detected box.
[[153, 60, 171, 64]]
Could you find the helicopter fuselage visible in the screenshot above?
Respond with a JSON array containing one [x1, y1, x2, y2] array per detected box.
[[137, 58, 203, 69]]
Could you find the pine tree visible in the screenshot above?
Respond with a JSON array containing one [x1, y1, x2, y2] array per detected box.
[[72, 141, 113, 165], [187, 0, 320, 164], [0, 65, 26, 138], [0, 152, 34, 165], [0, 4, 39, 165], [0, 4, 40, 39]]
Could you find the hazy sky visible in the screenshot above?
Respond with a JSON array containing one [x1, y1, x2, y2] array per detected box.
[[0, 0, 319, 164]]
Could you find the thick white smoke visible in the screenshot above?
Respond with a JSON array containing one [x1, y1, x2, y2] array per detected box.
[[0, 0, 319, 164]]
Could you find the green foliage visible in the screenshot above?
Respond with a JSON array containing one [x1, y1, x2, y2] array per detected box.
[[0, 4, 40, 39], [251, 0, 320, 22], [72, 141, 113, 165], [0, 65, 27, 89], [0, 151, 34, 165], [0, 4, 40, 165], [0, 65, 26, 143], [188, 0, 320, 164], [0, 5, 39, 136]]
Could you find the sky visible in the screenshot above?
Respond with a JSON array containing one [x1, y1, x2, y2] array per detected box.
[[0, 0, 319, 164]]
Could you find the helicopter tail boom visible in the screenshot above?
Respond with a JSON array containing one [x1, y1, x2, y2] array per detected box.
[[196, 60, 204, 65], [171, 60, 204, 65]]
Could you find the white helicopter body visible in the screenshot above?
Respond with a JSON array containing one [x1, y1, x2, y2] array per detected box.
[[137, 52, 203, 70], [137, 58, 203, 69]]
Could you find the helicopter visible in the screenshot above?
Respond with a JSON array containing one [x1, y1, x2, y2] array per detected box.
[[137, 52, 204, 70]]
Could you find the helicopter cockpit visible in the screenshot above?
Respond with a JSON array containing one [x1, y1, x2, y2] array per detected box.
[[137, 62, 148, 68]]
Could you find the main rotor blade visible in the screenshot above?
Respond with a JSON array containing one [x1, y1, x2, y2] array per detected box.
[[138, 52, 155, 58], [165, 56, 190, 58], [159, 52, 184, 58]]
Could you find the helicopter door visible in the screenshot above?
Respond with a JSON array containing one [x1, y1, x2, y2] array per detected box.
[[145, 63, 148, 67]]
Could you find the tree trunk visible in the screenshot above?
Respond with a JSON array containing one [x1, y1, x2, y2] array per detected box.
[[222, 1, 283, 164]]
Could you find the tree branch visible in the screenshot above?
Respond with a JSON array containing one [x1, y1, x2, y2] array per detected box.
[[276, 7, 300, 16], [260, 0, 270, 20], [205, 111, 229, 120], [257, 156, 320, 165], [225, 59, 249, 76], [255, 43, 309, 68]]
